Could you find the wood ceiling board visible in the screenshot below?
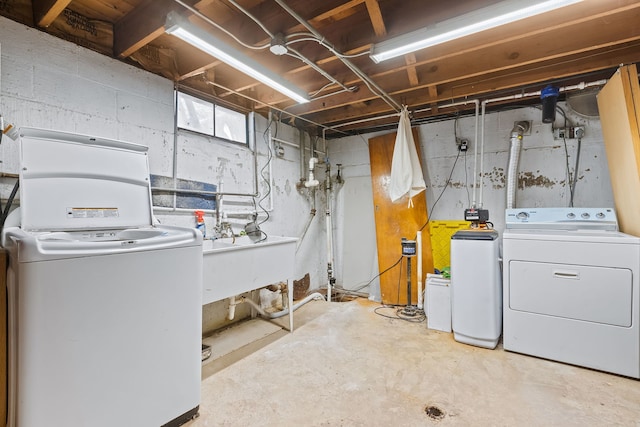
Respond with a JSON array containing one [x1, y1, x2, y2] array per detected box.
[[234, 0, 367, 58], [181, 65, 300, 108], [284, 20, 640, 116], [375, 0, 504, 39], [113, 0, 184, 58], [33, 0, 71, 27], [428, 43, 640, 102], [371, 1, 640, 79], [4, 0, 640, 135], [357, 5, 640, 85], [70, 0, 140, 21], [302, 44, 637, 127], [370, 13, 640, 96]]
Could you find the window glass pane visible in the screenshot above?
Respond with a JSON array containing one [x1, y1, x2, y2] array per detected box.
[[215, 105, 247, 144], [177, 92, 214, 135]]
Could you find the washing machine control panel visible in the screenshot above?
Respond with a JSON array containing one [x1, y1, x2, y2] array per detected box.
[[505, 207, 618, 230]]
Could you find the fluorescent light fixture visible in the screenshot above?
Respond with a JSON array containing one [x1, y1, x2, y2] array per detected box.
[[165, 11, 309, 104], [370, 0, 583, 63]]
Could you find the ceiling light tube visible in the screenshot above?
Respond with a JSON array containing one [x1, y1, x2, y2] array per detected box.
[[165, 11, 309, 104], [370, 0, 583, 63]]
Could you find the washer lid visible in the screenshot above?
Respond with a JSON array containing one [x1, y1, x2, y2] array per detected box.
[[18, 128, 153, 232], [451, 230, 499, 240]]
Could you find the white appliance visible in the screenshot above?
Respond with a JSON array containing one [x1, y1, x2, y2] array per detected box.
[[450, 230, 502, 349], [2, 128, 203, 427], [503, 207, 640, 378], [426, 273, 451, 333]]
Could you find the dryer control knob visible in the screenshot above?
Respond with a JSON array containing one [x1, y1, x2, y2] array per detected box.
[[581, 212, 591, 219], [567, 213, 576, 219], [516, 211, 529, 220], [596, 212, 605, 219]]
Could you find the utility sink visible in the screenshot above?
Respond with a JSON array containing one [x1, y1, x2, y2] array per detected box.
[[202, 235, 297, 305]]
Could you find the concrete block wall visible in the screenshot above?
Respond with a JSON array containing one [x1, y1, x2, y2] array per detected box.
[[329, 104, 614, 297], [0, 16, 326, 334]]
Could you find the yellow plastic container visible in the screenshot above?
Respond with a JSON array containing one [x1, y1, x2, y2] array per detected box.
[[428, 220, 471, 270]]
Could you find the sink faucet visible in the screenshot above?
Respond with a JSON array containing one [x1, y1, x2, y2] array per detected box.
[[214, 221, 235, 241]]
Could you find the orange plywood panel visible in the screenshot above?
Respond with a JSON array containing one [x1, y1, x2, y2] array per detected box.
[[597, 64, 640, 236], [368, 129, 434, 305]]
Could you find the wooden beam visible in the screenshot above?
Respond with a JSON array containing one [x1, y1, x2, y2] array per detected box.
[[364, 0, 386, 37], [114, 0, 175, 58], [288, 5, 640, 117], [309, 0, 365, 26], [405, 53, 419, 86], [428, 85, 438, 114], [306, 42, 640, 127], [33, 0, 71, 27], [114, 0, 211, 58], [290, 0, 640, 85]]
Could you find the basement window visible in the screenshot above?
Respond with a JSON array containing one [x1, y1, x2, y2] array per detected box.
[[176, 91, 247, 145]]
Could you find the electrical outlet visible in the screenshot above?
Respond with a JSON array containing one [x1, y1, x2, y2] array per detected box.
[[457, 138, 469, 152], [554, 126, 585, 139]]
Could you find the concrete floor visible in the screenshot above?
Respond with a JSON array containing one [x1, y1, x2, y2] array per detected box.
[[187, 298, 640, 426]]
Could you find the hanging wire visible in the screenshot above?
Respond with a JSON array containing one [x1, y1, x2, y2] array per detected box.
[[418, 145, 462, 233], [172, 0, 270, 50], [257, 114, 276, 227], [225, 0, 275, 38], [555, 105, 574, 206], [453, 114, 472, 208], [285, 47, 353, 93], [174, 0, 398, 111], [285, 36, 371, 58]]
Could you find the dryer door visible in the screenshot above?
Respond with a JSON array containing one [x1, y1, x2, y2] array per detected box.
[[509, 260, 632, 327]]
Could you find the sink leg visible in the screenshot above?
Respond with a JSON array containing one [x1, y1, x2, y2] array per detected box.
[[288, 279, 294, 332]]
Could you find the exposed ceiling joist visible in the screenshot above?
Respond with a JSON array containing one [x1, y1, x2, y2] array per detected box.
[[33, 0, 71, 27], [3, 0, 640, 137]]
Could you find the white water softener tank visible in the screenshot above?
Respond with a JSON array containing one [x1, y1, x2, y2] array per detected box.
[[450, 230, 502, 349]]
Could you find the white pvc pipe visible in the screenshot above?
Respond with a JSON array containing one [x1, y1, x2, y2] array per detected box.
[[472, 100, 479, 207], [265, 112, 275, 212], [238, 292, 325, 318], [227, 295, 237, 320], [479, 101, 487, 208], [417, 231, 423, 310]]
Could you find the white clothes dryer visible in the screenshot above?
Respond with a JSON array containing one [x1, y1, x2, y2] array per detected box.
[[503, 208, 640, 378]]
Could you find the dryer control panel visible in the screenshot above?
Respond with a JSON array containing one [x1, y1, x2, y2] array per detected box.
[[505, 207, 618, 230]]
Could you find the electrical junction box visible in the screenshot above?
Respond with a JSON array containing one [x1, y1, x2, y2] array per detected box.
[[464, 208, 489, 222], [554, 126, 585, 139]]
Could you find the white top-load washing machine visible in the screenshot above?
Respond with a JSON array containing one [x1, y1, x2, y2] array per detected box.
[[450, 230, 502, 349], [503, 207, 640, 378], [2, 128, 203, 427]]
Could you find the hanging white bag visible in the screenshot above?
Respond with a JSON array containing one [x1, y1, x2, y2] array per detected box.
[[389, 105, 426, 205]]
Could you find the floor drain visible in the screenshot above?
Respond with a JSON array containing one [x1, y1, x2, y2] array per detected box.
[[425, 405, 445, 420]]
